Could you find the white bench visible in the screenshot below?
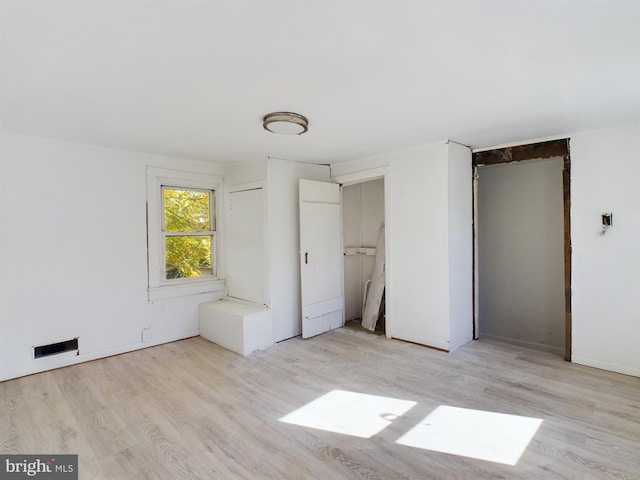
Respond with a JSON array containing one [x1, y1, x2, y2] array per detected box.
[[199, 299, 273, 356]]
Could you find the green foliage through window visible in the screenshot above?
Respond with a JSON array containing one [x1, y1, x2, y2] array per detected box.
[[163, 188, 214, 279]]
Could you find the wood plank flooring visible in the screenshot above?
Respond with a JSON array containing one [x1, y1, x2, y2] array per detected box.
[[1, 328, 639, 479]]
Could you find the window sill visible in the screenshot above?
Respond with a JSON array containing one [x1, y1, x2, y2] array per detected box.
[[148, 279, 226, 302]]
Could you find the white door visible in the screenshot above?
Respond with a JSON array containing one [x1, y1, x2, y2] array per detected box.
[[227, 188, 265, 304], [299, 179, 344, 338]]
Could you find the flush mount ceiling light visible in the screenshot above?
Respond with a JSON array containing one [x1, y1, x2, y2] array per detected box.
[[263, 112, 309, 135]]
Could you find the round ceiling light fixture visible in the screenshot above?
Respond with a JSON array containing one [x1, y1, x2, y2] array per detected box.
[[263, 112, 309, 135]]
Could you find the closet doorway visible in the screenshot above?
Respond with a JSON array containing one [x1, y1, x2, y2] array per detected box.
[[342, 177, 386, 334], [473, 139, 571, 360]]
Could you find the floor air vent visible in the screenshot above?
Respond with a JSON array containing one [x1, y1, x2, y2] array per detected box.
[[34, 338, 79, 359]]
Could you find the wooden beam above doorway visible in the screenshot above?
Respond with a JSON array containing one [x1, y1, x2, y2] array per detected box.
[[473, 139, 569, 166]]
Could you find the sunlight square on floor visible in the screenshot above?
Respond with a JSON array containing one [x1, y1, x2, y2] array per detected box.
[[279, 390, 417, 439], [396, 406, 543, 465]]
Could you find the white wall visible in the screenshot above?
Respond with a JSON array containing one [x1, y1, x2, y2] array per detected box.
[[223, 161, 268, 187], [0, 133, 224, 381], [5, 124, 638, 378], [571, 126, 640, 376], [342, 184, 362, 320], [332, 142, 473, 351], [448, 142, 473, 351], [477, 157, 566, 353], [342, 179, 384, 321], [391, 145, 451, 348]]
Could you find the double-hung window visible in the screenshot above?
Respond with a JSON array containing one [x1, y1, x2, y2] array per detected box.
[[147, 167, 223, 300], [162, 186, 216, 280]]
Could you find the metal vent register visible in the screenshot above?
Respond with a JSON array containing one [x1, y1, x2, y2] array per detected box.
[[34, 338, 79, 359]]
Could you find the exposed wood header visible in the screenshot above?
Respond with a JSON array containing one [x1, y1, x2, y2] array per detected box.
[[473, 139, 569, 166]]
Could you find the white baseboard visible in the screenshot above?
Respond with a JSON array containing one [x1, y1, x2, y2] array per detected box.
[[572, 355, 640, 378], [1, 329, 199, 382]]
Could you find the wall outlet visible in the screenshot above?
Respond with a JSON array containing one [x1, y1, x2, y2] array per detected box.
[[142, 328, 152, 343]]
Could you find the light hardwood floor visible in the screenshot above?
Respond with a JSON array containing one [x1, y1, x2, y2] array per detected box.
[[1, 328, 639, 479]]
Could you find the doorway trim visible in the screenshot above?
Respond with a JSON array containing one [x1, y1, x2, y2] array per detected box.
[[333, 167, 391, 338], [472, 139, 572, 361]]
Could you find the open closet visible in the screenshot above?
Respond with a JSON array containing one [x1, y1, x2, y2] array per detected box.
[[474, 139, 571, 358], [342, 178, 386, 333]]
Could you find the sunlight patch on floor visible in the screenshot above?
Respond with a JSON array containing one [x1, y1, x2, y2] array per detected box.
[[396, 405, 543, 465], [279, 389, 417, 438]]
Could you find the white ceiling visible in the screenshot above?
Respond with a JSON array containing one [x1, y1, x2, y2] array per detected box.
[[2, 0, 640, 164]]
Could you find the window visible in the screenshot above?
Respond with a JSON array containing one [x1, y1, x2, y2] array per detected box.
[[147, 167, 224, 300], [163, 187, 215, 280]]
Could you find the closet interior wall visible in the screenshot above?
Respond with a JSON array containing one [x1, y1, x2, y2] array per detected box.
[[477, 156, 566, 354]]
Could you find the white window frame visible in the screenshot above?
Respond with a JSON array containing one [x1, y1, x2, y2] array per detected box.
[[147, 167, 224, 301], [161, 185, 217, 279]]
